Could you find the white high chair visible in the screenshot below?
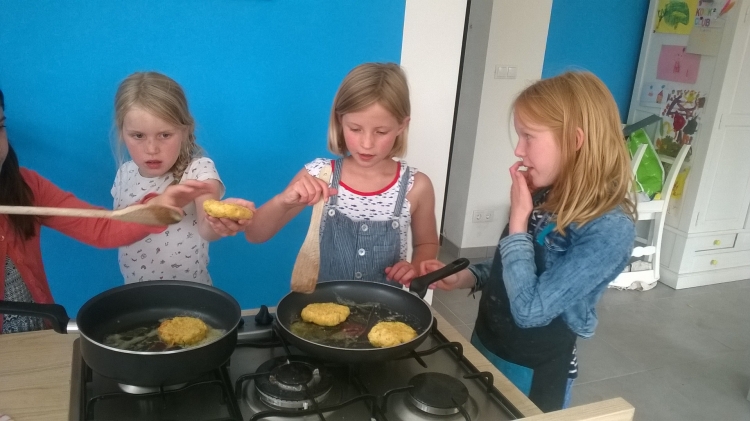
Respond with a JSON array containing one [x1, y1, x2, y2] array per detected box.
[[609, 139, 691, 289]]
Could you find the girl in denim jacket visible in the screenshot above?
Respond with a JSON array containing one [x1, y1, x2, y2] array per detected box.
[[407, 72, 636, 412]]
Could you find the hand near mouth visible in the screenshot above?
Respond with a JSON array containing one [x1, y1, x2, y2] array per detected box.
[[509, 161, 534, 235]]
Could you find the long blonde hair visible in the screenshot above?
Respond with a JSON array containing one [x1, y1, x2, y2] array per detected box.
[[114, 72, 202, 183], [513, 71, 636, 232], [328, 63, 410, 157]]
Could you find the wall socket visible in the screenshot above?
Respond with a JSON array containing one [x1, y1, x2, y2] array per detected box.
[[472, 210, 494, 223]]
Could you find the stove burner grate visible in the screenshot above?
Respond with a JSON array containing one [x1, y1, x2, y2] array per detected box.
[[252, 356, 333, 410], [117, 382, 187, 395], [408, 372, 469, 416]]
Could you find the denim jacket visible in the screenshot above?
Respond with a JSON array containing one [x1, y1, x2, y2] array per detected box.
[[469, 208, 635, 338]]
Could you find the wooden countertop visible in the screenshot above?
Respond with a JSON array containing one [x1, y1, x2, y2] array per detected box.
[[0, 308, 633, 421], [0, 330, 76, 420]]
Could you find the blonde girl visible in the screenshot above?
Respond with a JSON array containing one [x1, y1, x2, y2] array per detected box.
[[0, 88, 210, 334], [406, 72, 636, 411], [112, 72, 241, 285], [219, 63, 439, 286]]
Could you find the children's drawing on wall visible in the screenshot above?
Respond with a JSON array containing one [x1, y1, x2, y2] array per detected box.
[[654, 0, 699, 34], [694, 1, 720, 27], [655, 89, 705, 158], [687, 0, 734, 55], [640, 82, 674, 106], [657, 45, 701, 83], [718, 0, 736, 17]]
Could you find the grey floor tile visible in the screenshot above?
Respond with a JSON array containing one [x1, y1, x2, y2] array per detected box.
[[444, 299, 480, 325], [429, 299, 463, 327], [454, 323, 475, 341], [572, 368, 732, 421], [595, 300, 731, 370], [434, 287, 476, 305], [657, 349, 750, 419], [575, 337, 644, 385], [649, 287, 750, 351], [573, 350, 750, 421], [432, 286, 479, 329], [601, 278, 750, 309]]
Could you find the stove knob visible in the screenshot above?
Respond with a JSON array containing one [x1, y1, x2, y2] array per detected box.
[[255, 305, 274, 326]]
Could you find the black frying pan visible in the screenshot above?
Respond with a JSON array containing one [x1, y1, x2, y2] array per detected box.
[[275, 258, 470, 363], [0, 281, 240, 387]]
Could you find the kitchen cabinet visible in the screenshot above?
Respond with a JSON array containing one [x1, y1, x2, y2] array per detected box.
[[0, 309, 634, 421], [629, 0, 750, 288]]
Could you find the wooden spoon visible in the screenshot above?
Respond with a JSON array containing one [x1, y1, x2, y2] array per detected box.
[[0, 204, 182, 226], [290, 164, 333, 293]]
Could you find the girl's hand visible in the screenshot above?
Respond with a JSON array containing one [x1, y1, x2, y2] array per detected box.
[[385, 260, 417, 284], [148, 180, 214, 211], [205, 198, 255, 237], [278, 172, 337, 207], [417, 259, 464, 291], [509, 161, 533, 234]]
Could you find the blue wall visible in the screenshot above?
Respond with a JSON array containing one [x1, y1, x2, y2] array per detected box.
[[542, 1, 650, 122], [0, 1, 406, 313]]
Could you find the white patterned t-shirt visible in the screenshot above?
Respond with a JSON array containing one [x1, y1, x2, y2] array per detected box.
[[304, 158, 416, 260], [112, 157, 224, 285]]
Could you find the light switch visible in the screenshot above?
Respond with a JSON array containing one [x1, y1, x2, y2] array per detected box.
[[507, 66, 517, 79], [494, 66, 508, 79]]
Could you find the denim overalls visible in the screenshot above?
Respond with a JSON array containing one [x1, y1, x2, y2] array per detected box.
[[318, 158, 410, 286]]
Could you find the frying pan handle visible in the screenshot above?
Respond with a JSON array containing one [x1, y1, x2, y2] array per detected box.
[[409, 258, 471, 299], [0, 301, 71, 333]]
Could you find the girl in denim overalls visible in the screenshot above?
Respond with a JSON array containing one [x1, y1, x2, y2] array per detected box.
[[400, 72, 637, 412], [238, 63, 439, 287]]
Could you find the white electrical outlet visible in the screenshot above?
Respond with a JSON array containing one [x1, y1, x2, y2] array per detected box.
[[472, 210, 493, 223]]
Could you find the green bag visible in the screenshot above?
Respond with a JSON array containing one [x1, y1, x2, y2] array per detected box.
[[627, 129, 663, 198]]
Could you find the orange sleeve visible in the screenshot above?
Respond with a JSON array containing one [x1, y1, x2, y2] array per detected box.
[[22, 169, 166, 249]]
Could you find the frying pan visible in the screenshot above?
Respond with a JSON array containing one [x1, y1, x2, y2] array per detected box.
[[0, 281, 240, 387], [275, 258, 470, 363]]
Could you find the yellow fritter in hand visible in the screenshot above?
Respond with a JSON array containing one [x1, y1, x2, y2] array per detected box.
[[203, 199, 254, 220]]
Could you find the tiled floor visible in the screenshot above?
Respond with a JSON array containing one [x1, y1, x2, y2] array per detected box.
[[432, 253, 750, 420]]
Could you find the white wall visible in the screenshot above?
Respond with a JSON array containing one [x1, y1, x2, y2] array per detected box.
[[443, 0, 495, 246], [401, 0, 553, 252], [453, 0, 553, 249], [401, 0, 468, 230]]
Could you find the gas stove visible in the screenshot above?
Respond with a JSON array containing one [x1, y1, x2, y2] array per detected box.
[[69, 309, 521, 420]]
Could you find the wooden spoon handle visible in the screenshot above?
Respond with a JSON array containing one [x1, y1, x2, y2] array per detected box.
[[0, 205, 112, 218], [290, 164, 333, 293], [304, 166, 332, 240]]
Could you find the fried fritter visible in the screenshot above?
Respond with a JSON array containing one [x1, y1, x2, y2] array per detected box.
[[301, 303, 350, 327], [157, 316, 209, 347], [203, 199, 253, 220], [367, 321, 417, 348]]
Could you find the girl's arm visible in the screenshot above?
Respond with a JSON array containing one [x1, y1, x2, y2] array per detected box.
[[385, 171, 439, 283], [415, 260, 478, 290], [26, 169, 164, 247], [406, 172, 439, 270], [244, 168, 336, 243], [145, 178, 224, 241], [192, 179, 224, 241], [500, 214, 635, 328]]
